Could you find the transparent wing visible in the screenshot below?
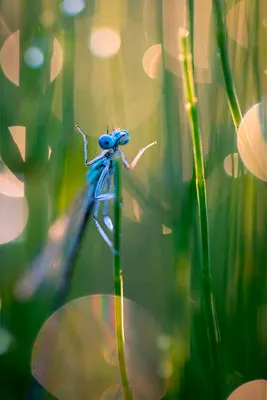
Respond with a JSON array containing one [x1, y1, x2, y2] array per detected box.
[[96, 170, 115, 234], [14, 184, 92, 300]]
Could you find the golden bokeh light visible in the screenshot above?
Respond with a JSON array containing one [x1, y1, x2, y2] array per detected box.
[[237, 102, 267, 181], [143, 44, 162, 79], [0, 31, 19, 85], [0, 165, 24, 198], [223, 153, 240, 178], [71, 18, 162, 133], [226, 0, 248, 48], [0, 194, 28, 245], [0, 31, 63, 85], [31, 295, 167, 399], [0, 124, 28, 244], [89, 28, 121, 58], [0, 126, 25, 197], [50, 39, 63, 82], [0, 127, 51, 198], [8, 126, 26, 160], [227, 380, 267, 400], [162, 0, 212, 83]]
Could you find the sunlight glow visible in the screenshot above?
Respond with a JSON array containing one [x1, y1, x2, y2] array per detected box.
[[0, 194, 28, 245], [223, 153, 240, 178], [162, 0, 212, 82], [143, 44, 162, 79], [0, 31, 63, 85], [8, 126, 26, 160], [0, 126, 25, 198], [32, 295, 166, 399], [89, 29, 121, 58], [227, 380, 267, 400], [0, 167, 24, 198], [237, 102, 267, 181], [50, 40, 63, 82]]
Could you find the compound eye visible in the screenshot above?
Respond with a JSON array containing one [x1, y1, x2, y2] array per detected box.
[[98, 134, 115, 149], [117, 130, 130, 145]]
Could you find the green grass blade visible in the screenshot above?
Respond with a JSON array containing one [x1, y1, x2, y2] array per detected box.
[[212, 0, 243, 129], [179, 29, 223, 399], [113, 156, 133, 400]]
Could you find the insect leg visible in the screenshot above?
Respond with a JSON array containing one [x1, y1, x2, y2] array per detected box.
[[76, 123, 108, 166], [118, 141, 157, 171]]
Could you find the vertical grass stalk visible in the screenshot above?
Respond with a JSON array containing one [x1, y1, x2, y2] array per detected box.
[[113, 156, 133, 400], [179, 30, 222, 398], [212, 0, 243, 129], [187, 0, 194, 59]]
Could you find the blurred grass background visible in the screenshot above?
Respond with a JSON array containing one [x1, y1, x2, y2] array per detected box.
[[0, 0, 267, 399]]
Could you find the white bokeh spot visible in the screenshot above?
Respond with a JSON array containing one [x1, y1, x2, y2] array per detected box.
[[89, 29, 121, 58], [24, 47, 44, 69], [60, 0, 85, 16]]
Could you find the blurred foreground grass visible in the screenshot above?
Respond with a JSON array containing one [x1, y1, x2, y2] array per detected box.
[[0, 0, 267, 399]]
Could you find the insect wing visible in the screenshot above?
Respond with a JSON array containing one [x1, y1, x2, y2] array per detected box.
[[96, 170, 115, 234], [14, 184, 92, 300]]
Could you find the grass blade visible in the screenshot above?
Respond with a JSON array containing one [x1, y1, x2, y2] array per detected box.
[[113, 156, 133, 400], [179, 29, 223, 399], [212, 0, 243, 129]]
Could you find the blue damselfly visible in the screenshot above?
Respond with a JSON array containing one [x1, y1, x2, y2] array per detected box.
[[14, 125, 156, 300]]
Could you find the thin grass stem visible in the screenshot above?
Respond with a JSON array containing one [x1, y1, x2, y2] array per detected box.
[[179, 30, 223, 399], [187, 0, 194, 61], [212, 0, 243, 129], [113, 156, 133, 400]]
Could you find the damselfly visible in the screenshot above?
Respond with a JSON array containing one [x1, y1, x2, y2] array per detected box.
[[15, 125, 156, 299], [76, 124, 156, 250]]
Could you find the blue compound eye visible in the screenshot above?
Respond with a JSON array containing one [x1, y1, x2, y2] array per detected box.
[[98, 134, 115, 149], [115, 130, 130, 145]]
